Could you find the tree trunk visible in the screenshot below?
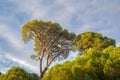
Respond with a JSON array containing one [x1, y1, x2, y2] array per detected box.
[[40, 73, 43, 80], [39, 67, 48, 80]]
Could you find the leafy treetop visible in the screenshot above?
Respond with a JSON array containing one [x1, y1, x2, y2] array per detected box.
[[73, 32, 116, 52], [0, 67, 39, 80]]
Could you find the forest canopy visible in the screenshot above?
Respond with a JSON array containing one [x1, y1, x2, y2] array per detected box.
[[43, 46, 120, 80], [21, 19, 120, 80]]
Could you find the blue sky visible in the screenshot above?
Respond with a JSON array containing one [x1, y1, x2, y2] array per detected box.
[[0, 0, 120, 74]]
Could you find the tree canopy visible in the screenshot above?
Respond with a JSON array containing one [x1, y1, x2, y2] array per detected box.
[[21, 19, 119, 80], [0, 67, 39, 80], [73, 32, 116, 52], [43, 46, 120, 80], [22, 20, 76, 80]]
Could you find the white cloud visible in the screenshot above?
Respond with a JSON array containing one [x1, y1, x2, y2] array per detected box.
[[7, 0, 79, 28], [116, 41, 120, 47], [0, 19, 39, 74], [0, 24, 23, 49], [0, 68, 10, 74], [9, 0, 50, 19], [5, 54, 39, 73]]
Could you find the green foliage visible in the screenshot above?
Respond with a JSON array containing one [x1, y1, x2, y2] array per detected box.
[[43, 63, 74, 80], [22, 20, 76, 58], [43, 47, 120, 80], [103, 46, 120, 79], [0, 67, 39, 80], [73, 32, 116, 52], [22, 19, 76, 79], [0, 74, 5, 80]]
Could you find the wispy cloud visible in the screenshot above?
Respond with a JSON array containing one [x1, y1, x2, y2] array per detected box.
[[5, 54, 39, 73], [8, 0, 120, 35], [0, 14, 38, 73], [0, 53, 39, 74], [0, 24, 23, 49]]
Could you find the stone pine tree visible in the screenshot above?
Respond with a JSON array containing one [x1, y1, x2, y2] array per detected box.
[[73, 32, 116, 53], [22, 20, 76, 80]]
